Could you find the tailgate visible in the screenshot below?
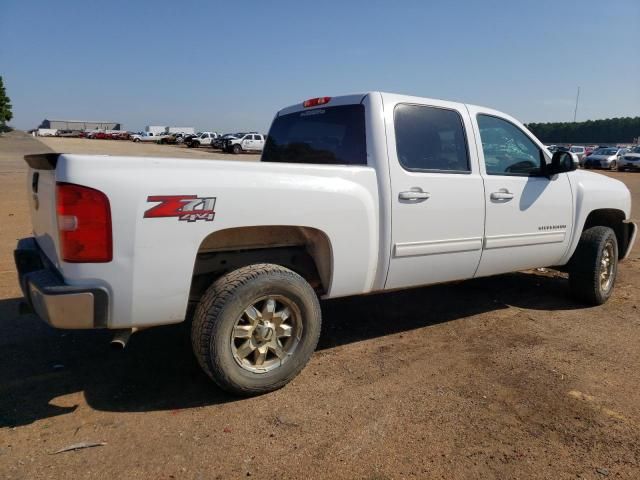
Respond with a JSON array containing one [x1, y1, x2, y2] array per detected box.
[[25, 154, 60, 265]]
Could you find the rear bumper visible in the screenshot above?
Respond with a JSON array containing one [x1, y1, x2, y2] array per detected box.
[[14, 238, 109, 329]]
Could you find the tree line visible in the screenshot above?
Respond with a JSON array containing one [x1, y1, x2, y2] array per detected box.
[[0, 75, 12, 133], [526, 117, 640, 144]]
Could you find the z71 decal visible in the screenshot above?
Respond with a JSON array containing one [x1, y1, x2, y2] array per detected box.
[[144, 195, 216, 222]]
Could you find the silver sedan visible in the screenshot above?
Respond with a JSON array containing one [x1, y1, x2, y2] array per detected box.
[[620, 146, 640, 171], [583, 148, 628, 170]]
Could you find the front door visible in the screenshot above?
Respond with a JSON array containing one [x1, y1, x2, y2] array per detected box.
[[385, 99, 485, 289], [468, 108, 573, 277]]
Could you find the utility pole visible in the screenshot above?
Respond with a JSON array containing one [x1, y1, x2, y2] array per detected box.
[[573, 86, 580, 122]]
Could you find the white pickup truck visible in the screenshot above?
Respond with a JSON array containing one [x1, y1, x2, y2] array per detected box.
[[130, 132, 167, 143], [188, 131, 219, 148], [224, 133, 266, 154], [16, 92, 636, 395]]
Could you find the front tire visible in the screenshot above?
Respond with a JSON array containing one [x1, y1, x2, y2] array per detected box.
[[232, 144, 242, 154], [568, 226, 618, 305], [610, 160, 617, 171], [191, 264, 322, 395]]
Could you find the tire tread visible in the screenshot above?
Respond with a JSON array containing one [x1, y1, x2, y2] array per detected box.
[[568, 226, 617, 305], [191, 264, 320, 395]]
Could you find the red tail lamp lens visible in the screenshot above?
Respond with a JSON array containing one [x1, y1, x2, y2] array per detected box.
[[56, 183, 112, 262]]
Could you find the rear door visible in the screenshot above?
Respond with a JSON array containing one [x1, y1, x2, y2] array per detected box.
[[468, 106, 573, 277], [254, 134, 265, 150], [242, 135, 253, 150], [384, 95, 485, 289]]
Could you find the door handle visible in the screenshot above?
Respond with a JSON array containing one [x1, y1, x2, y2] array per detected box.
[[490, 191, 514, 200], [399, 190, 430, 201]]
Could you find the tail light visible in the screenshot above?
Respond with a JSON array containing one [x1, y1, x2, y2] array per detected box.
[[303, 97, 331, 108], [56, 183, 112, 262]]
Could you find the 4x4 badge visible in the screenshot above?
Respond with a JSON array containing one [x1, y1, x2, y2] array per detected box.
[[144, 195, 216, 222]]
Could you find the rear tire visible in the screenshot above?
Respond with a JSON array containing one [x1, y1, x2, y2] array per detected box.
[[568, 226, 618, 305], [191, 264, 322, 395]]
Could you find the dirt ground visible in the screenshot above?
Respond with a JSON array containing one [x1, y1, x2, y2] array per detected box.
[[0, 131, 639, 479]]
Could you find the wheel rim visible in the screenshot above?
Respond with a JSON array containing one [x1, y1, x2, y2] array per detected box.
[[230, 295, 303, 373], [611, 161, 617, 170], [600, 240, 615, 292]]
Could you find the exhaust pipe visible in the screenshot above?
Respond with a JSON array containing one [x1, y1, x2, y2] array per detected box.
[[110, 328, 137, 349]]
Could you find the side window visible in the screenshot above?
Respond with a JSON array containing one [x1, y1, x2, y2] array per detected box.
[[477, 115, 544, 176], [394, 104, 470, 172]]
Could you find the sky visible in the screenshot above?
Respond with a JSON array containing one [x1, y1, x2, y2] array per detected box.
[[1, 0, 639, 133]]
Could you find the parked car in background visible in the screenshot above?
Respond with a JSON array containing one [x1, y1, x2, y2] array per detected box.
[[220, 133, 252, 152], [569, 145, 586, 162], [159, 134, 178, 144], [182, 133, 200, 146], [225, 133, 266, 154], [114, 132, 131, 141], [620, 146, 640, 171], [213, 133, 240, 150], [131, 132, 167, 143], [37, 128, 58, 137], [56, 129, 82, 138], [189, 132, 219, 148], [583, 147, 626, 170]]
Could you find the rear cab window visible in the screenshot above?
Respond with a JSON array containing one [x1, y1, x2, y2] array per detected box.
[[394, 104, 470, 173], [262, 104, 367, 165]]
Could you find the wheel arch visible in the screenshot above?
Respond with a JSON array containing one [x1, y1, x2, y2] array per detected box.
[[188, 225, 333, 307], [581, 208, 630, 260]]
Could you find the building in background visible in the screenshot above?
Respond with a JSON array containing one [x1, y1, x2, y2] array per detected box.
[[167, 126, 195, 135], [39, 119, 121, 131], [145, 125, 167, 135], [145, 125, 196, 135]]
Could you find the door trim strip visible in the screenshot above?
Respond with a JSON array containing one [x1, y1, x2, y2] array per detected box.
[[394, 237, 483, 258], [484, 231, 566, 249]]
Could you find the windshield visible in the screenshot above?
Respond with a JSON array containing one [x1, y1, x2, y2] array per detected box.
[[570, 147, 583, 152], [631, 146, 640, 153], [262, 104, 367, 165], [597, 148, 618, 155]]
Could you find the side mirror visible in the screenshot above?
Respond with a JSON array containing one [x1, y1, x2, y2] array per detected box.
[[546, 151, 577, 176]]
